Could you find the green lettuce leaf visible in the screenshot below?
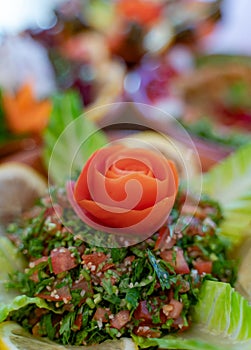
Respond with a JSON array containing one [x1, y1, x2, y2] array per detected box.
[[0, 236, 26, 278], [192, 281, 251, 343], [43, 91, 108, 185], [202, 143, 251, 245], [134, 335, 219, 350], [134, 280, 251, 349], [0, 295, 61, 323], [0, 236, 26, 303], [0, 237, 62, 322]]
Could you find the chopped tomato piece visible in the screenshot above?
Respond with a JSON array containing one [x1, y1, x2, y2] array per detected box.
[[81, 252, 107, 271], [29, 256, 48, 267], [29, 257, 48, 282], [133, 326, 161, 338], [123, 255, 135, 265], [74, 314, 83, 330], [100, 275, 118, 287], [182, 204, 206, 220], [187, 245, 202, 258], [193, 259, 212, 275], [44, 204, 63, 218], [176, 279, 190, 293], [71, 278, 93, 296], [37, 286, 72, 302], [160, 249, 190, 274], [51, 247, 77, 275], [133, 300, 152, 321], [31, 323, 40, 337], [77, 244, 86, 255], [93, 307, 111, 322], [110, 310, 130, 329], [155, 226, 167, 250], [172, 315, 187, 331], [102, 263, 115, 272], [166, 299, 183, 319], [110, 276, 118, 285], [173, 250, 190, 274], [155, 226, 176, 251]]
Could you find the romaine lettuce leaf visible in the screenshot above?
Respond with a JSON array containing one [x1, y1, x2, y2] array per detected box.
[[134, 280, 251, 349], [134, 335, 220, 349], [0, 236, 26, 303], [0, 237, 61, 322], [0, 236, 25, 278], [0, 237, 61, 321], [0, 295, 62, 323], [202, 143, 251, 245], [192, 281, 251, 342], [43, 91, 108, 185]]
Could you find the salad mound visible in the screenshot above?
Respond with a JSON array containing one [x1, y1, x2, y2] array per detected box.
[[4, 188, 236, 346]]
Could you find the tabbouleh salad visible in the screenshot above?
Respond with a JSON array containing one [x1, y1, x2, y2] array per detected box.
[[4, 188, 236, 346]]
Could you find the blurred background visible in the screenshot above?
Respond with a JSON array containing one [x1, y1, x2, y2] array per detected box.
[[0, 0, 251, 174]]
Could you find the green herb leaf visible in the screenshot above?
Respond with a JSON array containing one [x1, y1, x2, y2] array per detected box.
[[102, 278, 113, 296], [59, 311, 76, 344], [40, 313, 55, 339], [147, 250, 170, 290], [125, 288, 140, 310], [111, 248, 128, 263]]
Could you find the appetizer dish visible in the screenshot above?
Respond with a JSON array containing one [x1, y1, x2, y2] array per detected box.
[[1, 2, 251, 350], [2, 183, 235, 345], [1, 113, 251, 349]]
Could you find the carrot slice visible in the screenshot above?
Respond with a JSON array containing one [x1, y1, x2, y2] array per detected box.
[[2, 83, 52, 134]]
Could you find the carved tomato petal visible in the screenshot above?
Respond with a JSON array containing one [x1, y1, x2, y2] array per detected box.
[[71, 145, 179, 237]]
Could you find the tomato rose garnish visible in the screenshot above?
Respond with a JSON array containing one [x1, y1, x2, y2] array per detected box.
[[67, 145, 178, 239]]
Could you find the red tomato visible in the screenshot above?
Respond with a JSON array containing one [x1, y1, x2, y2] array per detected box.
[[93, 308, 111, 322], [124, 256, 135, 265], [102, 263, 115, 272], [187, 245, 202, 258], [166, 299, 183, 319], [37, 286, 72, 302], [29, 256, 48, 266], [160, 249, 190, 274], [133, 326, 161, 338], [155, 226, 176, 250], [110, 310, 130, 330], [71, 145, 178, 237], [133, 300, 152, 322], [50, 247, 77, 275], [74, 314, 83, 330], [172, 316, 188, 331], [193, 259, 212, 275], [29, 256, 49, 282], [71, 279, 93, 296], [44, 204, 63, 218], [81, 252, 107, 270]]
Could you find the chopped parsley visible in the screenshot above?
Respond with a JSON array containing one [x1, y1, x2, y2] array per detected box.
[[6, 188, 236, 346]]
